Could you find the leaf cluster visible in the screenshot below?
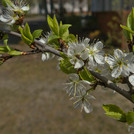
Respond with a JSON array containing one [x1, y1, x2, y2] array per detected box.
[[103, 104, 134, 125], [19, 23, 43, 45], [47, 15, 76, 44]]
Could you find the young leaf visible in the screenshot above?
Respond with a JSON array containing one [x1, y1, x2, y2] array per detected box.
[[32, 29, 43, 40], [48, 35, 60, 43], [79, 67, 95, 82], [21, 33, 33, 45], [127, 8, 134, 31], [126, 111, 134, 125], [0, 33, 8, 41], [47, 15, 55, 33], [103, 104, 126, 122], [120, 25, 134, 34], [4, 39, 11, 51], [2, 0, 14, 7], [67, 34, 77, 42], [59, 24, 71, 38], [24, 23, 33, 41], [123, 29, 132, 40], [60, 21, 63, 27], [19, 26, 33, 45], [53, 15, 59, 35], [59, 59, 77, 74], [0, 46, 8, 53], [8, 50, 22, 56], [47, 15, 59, 35]]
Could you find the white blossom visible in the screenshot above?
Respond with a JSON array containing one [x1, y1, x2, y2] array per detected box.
[[81, 41, 105, 67], [65, 73, 92, 97], [39, 32, 52, 45], [0, 9, 19, 25], [67, 38, 90, 69], [67, 42, 85, 69], [105, 49, 134, 78], [39, 33, 55, 61], [7, 0, 29, 14], [71, 94, 95, 113]]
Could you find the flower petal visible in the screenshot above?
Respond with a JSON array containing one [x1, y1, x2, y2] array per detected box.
[[105, 55, 116, 68], [129, 75, 134, 86], [94, 54, 104, 64], [21, 6, 30, 11], [42, 53, 47, 61], [114, 49, 124, 60], [111, 66, 122, 78], [74, 59, 84, 69], [69, 73, 79, 81], [0, 15, 9, 22], [83, 103, 93, 113], [80, 50, 89, 60], [94, 41, 103, 51], [83, 38, 90, 47]]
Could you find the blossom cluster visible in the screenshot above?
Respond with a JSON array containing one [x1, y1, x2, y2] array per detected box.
[[40, 34, 134, 113], [66, 38, 134, 84], [0, 0, 29, 26]]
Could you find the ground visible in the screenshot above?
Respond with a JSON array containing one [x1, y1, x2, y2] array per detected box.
[[0, 45, 133, 134]]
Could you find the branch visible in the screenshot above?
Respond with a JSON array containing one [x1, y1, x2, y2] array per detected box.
[[0, 29, 133, 103], [1, 29, 60, 56], [0, 49, 43, 63], [90, 70, 133, 103]]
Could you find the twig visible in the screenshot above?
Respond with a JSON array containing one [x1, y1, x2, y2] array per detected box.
[[90, 70, 133, 103], [0, 29, 133, 103], [0, 29, 60, 56]]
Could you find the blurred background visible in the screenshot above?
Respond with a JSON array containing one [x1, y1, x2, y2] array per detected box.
[[0, 0, 134, 134]]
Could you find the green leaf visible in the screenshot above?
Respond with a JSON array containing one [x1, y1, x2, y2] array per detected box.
[[120, 25, 134, 34], [32, 29, 43, 40], [67, 34, 77, 42], [47, 15, 59, 35], [127, 8, 134, 31], [24, 23, 33, 41], [0, 33, 8, 41], [47, 15, 54, 30], [79, 67, 95, 82], [47, 15, 56, 35], [59, 24, 71, 38], [103, 104, 126, 122], [2, 0, 14, 7], [0, 46, 8, 53], [53, 15, 59, 35], [19, 26, 33, 45], [2, 34, 8, 40], [48, 35, 60, 43], [60, 21, 63, 27], [8, 50, 22, 56], [60, 52, 68, 59], [59, 59, 77, 74], [126, 111, 134, 125], [4, 39, 11, 52], [123, 29, 132, 41], [21, 34, 33, 45]]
